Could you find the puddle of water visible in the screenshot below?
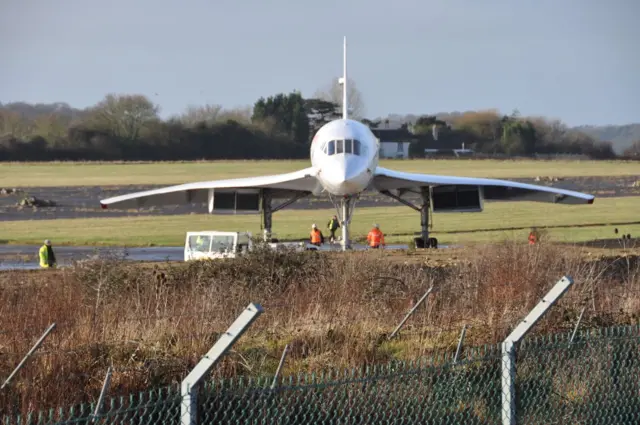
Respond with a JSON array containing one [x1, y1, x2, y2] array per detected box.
[[0, 262, 42, 271], [0, 245, 184, 270]]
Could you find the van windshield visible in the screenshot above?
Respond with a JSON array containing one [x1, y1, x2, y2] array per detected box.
[[189, 235, 211, 252], [211, 235, 235, 252], [189, 234, 235, 253]]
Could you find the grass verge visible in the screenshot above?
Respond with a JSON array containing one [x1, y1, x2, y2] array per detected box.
[[1, 159, 638, 187], [2, 197, 640, 246]]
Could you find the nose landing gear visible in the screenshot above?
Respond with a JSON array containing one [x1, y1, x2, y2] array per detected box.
[[329, 194, 358, 251]]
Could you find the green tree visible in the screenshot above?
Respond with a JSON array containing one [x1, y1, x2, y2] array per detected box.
[[304, 98, 340, 136], [501, 117, 537, 155], [251, 92, 310, 144], [410, 115, 448, 136], [361, 118, 381, 128]]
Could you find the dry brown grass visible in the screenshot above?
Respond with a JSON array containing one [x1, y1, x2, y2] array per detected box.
[[1, 242, 639, 416]]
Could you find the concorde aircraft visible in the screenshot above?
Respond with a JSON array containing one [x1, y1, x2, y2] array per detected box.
[[100, 37, 595, 251]]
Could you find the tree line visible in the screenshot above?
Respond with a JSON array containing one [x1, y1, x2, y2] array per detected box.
[[0, 81, 633, 161], [406, 110, 623, 159]]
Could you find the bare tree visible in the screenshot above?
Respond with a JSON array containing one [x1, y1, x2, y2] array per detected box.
[[86, 94, 160, 141], [0, 109, 33, 138], [314, 77, 365, 120], [177, 104, 223, 127], [33, 113, 70, 141]]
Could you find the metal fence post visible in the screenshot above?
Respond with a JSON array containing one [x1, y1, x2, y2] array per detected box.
[[1, 323, 56, 391], [568, 306, 586, 347], [91, 366, 112, 422], [389, 286, 434, 339], [181, 303, 263, 425], [501, 276, 575, 425], [501, 340, 516, 424], [453, 324, 467, 364], [270, 344, 289, 390]]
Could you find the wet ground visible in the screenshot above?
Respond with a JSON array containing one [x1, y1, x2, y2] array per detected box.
[[0, 245, 183, 270], [0, 175, 638, 221], [0, 243, 416, 270]]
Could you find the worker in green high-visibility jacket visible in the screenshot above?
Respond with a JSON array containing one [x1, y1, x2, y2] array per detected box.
[[39, 240, 57, 268]]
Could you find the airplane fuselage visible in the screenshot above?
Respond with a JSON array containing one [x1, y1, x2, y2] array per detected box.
[[310, 118, 380, 196]]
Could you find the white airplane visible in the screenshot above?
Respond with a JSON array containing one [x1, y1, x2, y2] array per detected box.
[[100, 37, 595, 251]]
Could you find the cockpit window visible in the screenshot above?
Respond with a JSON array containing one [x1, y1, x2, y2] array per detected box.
[[327, 140, 335, 155], [353, 139, 361, 155], [344, 139, 352, 154], [324, 139, 363, 156]]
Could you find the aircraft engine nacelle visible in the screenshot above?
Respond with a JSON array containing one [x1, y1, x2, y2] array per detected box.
[[207, 189, 260, 213], [431, 185, 484, 213]]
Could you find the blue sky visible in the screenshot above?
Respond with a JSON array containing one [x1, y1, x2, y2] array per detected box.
[[1, 0, 638, 126]]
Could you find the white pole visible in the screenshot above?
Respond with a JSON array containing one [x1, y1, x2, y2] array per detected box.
[[389, 286, 434, 339], [92, 366, 113, 422], [181, 303, 263, 425], [501, 276, 574, 425], [270, 344, 289, 390], [1, 323, 56, 390]]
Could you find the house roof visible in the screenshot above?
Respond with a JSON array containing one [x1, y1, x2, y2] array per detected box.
[[370, 128, 418, 143]]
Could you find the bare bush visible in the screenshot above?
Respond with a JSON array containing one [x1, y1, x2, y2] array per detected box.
[[0, 242, 637, 415]]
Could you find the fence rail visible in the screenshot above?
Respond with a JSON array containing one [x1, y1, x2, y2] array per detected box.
[[3, 323, 639, 425]]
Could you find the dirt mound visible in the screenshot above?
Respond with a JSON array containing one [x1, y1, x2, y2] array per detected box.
[[0, 188, 21, 195], [16, 196, 57, 207]]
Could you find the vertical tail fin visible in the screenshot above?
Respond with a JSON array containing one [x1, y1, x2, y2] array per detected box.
[[339, 36, 348, 120]]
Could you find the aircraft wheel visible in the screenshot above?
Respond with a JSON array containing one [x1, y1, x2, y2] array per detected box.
[[414, 237, 425, 249], [428, 237, 438, 249]]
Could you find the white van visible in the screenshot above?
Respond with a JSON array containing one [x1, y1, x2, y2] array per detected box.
[[184, 231, 318, 261], [184, 231, 253, 261]]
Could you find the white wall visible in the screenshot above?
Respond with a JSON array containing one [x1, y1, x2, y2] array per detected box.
[[378, 141, 410, 159]]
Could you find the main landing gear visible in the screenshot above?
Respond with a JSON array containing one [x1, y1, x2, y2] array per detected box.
[[380, 187, 438, 249], [260, 190, 309, 243]]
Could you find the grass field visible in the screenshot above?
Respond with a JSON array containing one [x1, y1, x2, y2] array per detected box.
[[3, 196, 639, 246], [1, 159, 639, 187]]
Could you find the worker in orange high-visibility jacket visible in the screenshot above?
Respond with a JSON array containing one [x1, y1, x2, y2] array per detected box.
[[367, 224, 385, 249], [528, 227, 538, 245], [310, 224, 324, 246]]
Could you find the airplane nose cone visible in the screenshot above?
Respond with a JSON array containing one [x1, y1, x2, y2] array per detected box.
[[321, 156, 366, 195], [322, 167, 347, 187]]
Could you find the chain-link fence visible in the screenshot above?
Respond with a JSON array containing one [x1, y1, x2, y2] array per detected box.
[[3, 324, 639, 425]]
